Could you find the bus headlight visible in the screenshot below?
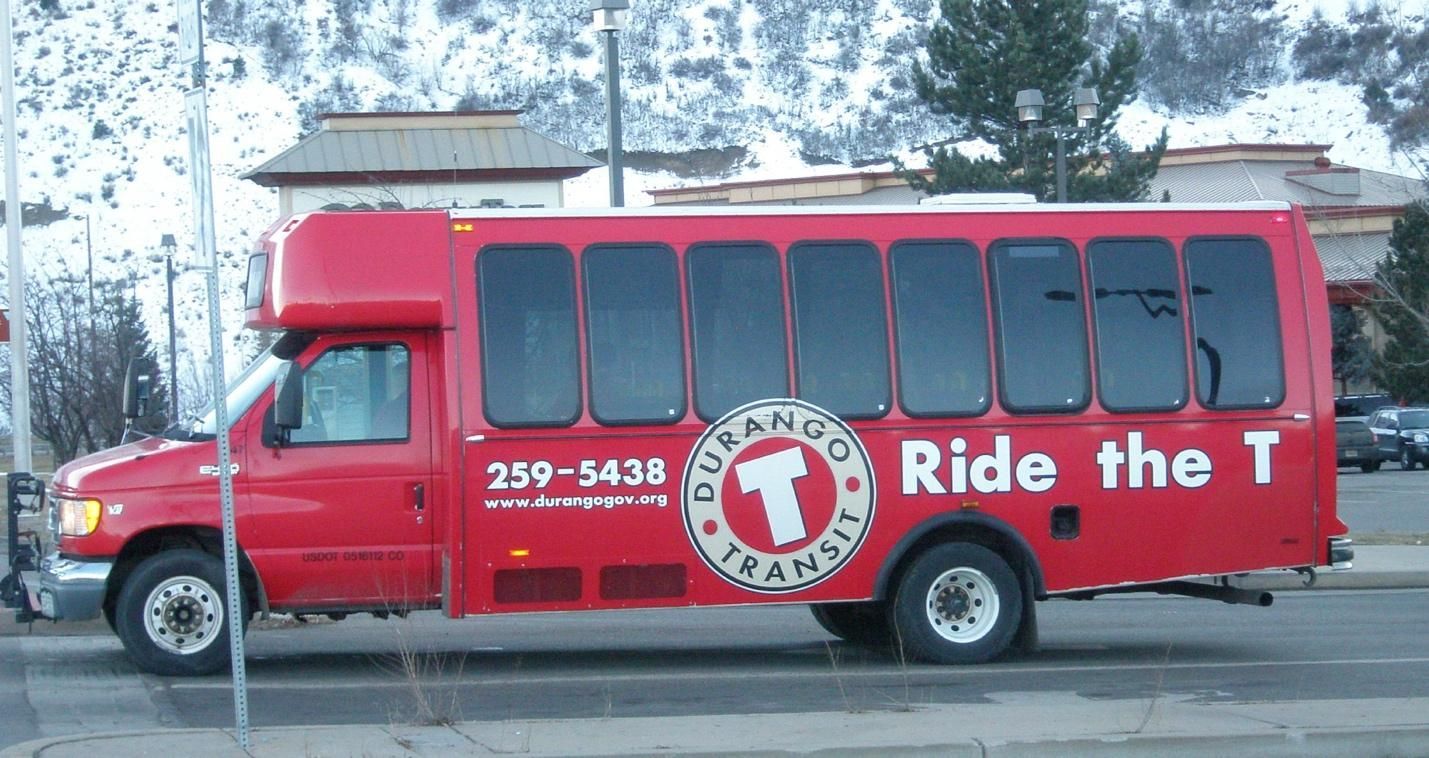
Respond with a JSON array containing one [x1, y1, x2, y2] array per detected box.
[[56, 497, 103, 536]]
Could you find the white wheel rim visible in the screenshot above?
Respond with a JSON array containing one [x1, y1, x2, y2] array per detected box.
[[924, 567, 999, 644], [143, 574, 224, 655]]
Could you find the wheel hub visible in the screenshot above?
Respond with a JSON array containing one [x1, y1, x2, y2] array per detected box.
[[143, 576, 223, 655], [935, 584, 972, 621], [924, 567, 999, 644], [163, 595, 203, 634]]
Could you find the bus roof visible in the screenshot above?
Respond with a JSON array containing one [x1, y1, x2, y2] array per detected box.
[[436, 201, 1295, 221]]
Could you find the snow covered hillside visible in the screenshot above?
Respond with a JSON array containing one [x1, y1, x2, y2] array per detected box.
[[0, 0, 1424, 412]]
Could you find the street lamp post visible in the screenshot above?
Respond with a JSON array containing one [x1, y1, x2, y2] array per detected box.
[[73, 213, 96, 346], [590, 0, 629, 207], [1015, 87, 1100, 203], [79, 213, 93, 317], [160, 234, 178, 423]]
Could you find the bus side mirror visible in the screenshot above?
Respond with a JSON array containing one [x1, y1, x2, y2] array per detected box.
[[273, 362, 304, 435], [123, 358, 156, 420]]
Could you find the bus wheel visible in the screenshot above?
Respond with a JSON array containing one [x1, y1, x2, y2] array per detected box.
[[891, 543, 1021, 664], [114, 550, 245, 676], [810, 601, 890, 646]]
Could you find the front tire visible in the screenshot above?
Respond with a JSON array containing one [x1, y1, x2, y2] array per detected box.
[[891, 543, 1022, 664], [114, 550, 246, 676], [1401, 447, 1417, 471]]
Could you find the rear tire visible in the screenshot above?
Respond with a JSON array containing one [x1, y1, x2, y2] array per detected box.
[[114, 550, 247, 676], [810, 601, 891, 647], [891, 543, 1021, 664], [1360, 460, 1380, 473]]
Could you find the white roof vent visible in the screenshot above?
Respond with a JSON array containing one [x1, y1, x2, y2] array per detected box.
[[920, 193, 1038, 205]]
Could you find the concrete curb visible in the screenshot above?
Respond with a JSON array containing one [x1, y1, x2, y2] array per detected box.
[[1232, 569, 1429, 591]]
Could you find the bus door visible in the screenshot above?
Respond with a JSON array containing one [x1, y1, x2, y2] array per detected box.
[[243, 333, 437, 609]]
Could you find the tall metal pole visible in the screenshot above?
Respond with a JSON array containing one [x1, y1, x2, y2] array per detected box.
[[83, 214, 95, 353], [84, 215, 93, 316], [176, 0, 248, 746], [1055, 132, 1067, 204], [603, 28, 624, 207], [1, 0, 31, 473], [165, 253, 177, 423]]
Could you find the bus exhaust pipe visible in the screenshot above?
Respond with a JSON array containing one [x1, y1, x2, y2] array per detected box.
[[1151, 581, 1274, 607]]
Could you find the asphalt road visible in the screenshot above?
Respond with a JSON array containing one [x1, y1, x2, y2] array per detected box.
[[1, 589, 1426, 749], [1, 468, 1425, 750]]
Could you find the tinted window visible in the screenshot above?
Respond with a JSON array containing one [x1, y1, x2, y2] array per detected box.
[[789, 242, 891, 418], [478, 247, 581, 426], [244, 254, 267, 309], [1088, 239, 1187, 412], [890, 241, 990, 416], [283, 343, 409, 445], [687, 244, 789, 420], [1185, 238, 1284, 409], [583, 245, 686, 424], [1401, 411, 1429, 428], [989, 240, 1090, 413]]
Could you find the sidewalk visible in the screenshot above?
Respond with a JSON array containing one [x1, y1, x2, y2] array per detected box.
[[4, 545, 1427, 757], [4, 696, 1428, 756], [1231, 543, 1429, 591]]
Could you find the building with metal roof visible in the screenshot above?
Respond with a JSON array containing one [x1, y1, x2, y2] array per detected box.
[[241, 111, 602, 215], [648, 143, 1425, 306], [1148, 144, 1424, 305]]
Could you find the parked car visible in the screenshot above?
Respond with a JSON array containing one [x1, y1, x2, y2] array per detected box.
[[1334, 393, 1395, 423], [1366, 407, 1429, 470], [1335, 419, 1380, 472]]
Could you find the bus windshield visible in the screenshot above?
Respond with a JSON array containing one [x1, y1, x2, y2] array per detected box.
[[167, 350, 285, 440], [167, 332, 315, 440]]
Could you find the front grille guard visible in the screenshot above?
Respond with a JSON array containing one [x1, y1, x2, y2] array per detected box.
[[1, 473, 45, 622]]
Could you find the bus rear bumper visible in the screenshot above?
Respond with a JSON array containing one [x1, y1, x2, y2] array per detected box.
[[1329, 536, 1354, 571]]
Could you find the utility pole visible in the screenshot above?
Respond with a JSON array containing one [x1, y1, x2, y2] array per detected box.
[[161, 234, 178, 423], [1, 0, 32, 472]]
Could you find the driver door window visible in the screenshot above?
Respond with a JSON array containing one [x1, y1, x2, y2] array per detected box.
[[288, 343, 410, 444]]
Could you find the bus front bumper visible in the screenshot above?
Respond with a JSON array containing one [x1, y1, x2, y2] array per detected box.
[[28, 552, 112, 621]]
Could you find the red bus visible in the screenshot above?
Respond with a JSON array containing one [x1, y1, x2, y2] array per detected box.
[[7, 203, 1352, 675]]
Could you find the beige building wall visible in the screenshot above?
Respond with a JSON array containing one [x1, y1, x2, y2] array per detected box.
[[281, 181, 563, 215]]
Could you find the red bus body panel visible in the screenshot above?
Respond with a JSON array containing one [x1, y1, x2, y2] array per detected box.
[[53, 204, 1343, 623]]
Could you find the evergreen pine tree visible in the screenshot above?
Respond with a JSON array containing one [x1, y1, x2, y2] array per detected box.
[[900, 0, 1168, 201], [1330, 304, 1372, 393], [99, 280, 170, 442], [1370, 200, 1429, 404]]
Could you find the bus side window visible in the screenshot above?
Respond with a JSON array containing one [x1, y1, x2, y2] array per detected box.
[[1087, 238, 1187, 412], [890, 240, 991, 417], [989, 240, 1090, 414], [583, 245, 686, 425], [788, 242, 891, 419], [1184, 237, 1284, 409], [477, 246, 582, 427], [687, 243, 789, 421]]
